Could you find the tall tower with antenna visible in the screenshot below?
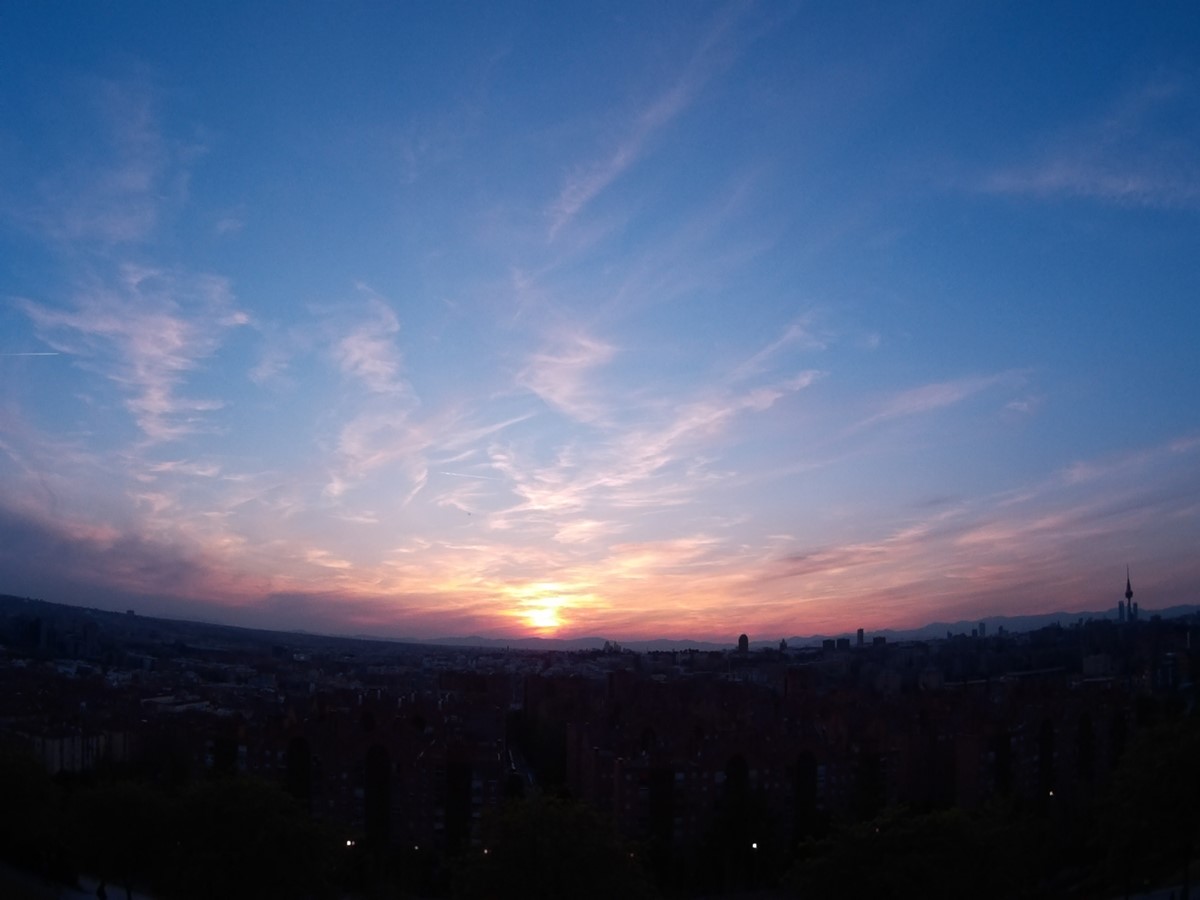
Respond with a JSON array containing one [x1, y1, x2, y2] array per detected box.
[[1125, 567, 1136, 622]]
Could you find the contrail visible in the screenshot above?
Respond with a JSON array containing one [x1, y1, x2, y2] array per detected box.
[[0, 351, 60, 356], [439, 471, 501, 481]]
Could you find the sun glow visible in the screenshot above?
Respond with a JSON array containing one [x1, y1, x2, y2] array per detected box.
[[525, 605, 562, 631], [506, 581, 582, 634]]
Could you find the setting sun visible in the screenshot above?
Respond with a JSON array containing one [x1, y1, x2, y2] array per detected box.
[[525, 606, 562, 632], [506, 582, 579, 634]]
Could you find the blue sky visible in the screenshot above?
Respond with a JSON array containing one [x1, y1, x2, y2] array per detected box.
[[1, 2, 1198, 640]]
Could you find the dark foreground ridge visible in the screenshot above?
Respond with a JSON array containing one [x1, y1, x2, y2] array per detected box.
[[2, 591, 1199, 899]]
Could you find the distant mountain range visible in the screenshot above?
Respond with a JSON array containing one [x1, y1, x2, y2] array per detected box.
[[423, 605, 1200, 652], [4, 591, 1198, 655]]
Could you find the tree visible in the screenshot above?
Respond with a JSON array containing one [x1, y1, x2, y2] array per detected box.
[[786, 807, 1022, 900], [0, 748, 73, 881], [74, 780, 171, 896], [166, 777, 336, 899], [453, 795, 657, 900], [1091, 713, 1200, 897]]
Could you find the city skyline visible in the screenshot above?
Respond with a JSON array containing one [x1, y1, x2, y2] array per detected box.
[[2, 3, 1199, 642]]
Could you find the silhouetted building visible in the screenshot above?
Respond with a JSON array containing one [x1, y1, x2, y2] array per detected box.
[[857, 628, 864, 648], [1124, 569, 1138, 622], [737, 634, 749, 654]]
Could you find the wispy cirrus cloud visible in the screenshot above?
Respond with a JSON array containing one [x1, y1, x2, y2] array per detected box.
[[14, 75, 199, 245], [548, 84, 691, 239], [978, 78, 1200, 209], [731, 318, 826, 382], [604, 535, 721, 578], [490, 321, 827, 540], [517, 331, 616, 423], [7, 72, 246, 452], [552, 518, 626, 545], [304, 547, 354, 570], [547, 4, 768, 238], [246, 316, 317, 388], [982, 161, 1200, 208], [746, 431, 1200, 632], [0, 403, 120, 518], [324, 398, 530, 510], [1059, 431, 1200, 486], [334, 289, 410, 395], [142, 459, 222, 479], [19, 264, 247, 443], [324, 410, 428, 500], [857, 371, 1022, 429], [612, 371, 823, 483], [214, 207, 245, 236], [489, 368, 822, 539]]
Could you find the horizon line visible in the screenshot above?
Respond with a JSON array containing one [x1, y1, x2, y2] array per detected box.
[[4, 591, 1192, 651]]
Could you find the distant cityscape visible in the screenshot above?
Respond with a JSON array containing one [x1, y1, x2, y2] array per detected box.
[[2, 581, 1198, 897]]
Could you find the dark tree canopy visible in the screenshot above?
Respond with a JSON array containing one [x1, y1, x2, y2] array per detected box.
[[453, 795, 658, 900]]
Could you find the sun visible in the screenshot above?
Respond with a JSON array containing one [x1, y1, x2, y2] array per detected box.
[[507, 581, 570, 634], [506, 580, 591, 635], [526, 605, 562, 631]]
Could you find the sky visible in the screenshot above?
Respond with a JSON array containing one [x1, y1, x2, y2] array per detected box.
[[1, 2, 1198, 643]]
